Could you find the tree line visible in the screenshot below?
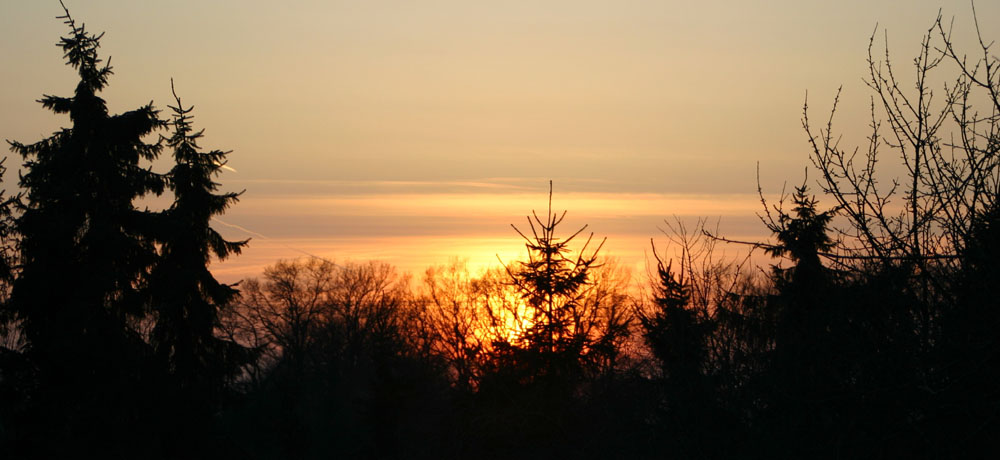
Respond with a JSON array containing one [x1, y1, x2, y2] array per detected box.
[[1, 4, 999, 459]]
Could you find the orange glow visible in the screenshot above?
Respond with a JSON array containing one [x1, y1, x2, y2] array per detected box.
[[477, 288, 535, 348], [211, 235, 527, 283], [235, 191, 763, 219], [211, 190, 771, 285]]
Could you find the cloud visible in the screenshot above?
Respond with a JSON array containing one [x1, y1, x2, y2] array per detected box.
[[210, 183, 774, 282]]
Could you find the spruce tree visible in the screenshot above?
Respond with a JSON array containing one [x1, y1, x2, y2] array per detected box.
[[638, 250, 721, 457], [761, 185, 844, 454], [0, 159, 24, 450], [148, 82, 248, 429], [0, 158, 19, 335], [504, 181, 605, 381], [765, 185, 835, 288], [763, 185, 836, 354], [6, 4, 166, 454], [640, 256, 711, 391]]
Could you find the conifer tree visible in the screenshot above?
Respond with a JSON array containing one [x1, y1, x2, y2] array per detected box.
[[762, 185, 837, 353], [5, 4, 166, 453], [638, 249, 720, 457], [640, 255, 711, 389], [764, 185, 835, 289], [147, 82, 249, 429], [760, 184, 846, 453], [502, 181, 608, 380], [0, 159, 24, 449], [0, 158, 19, 337]]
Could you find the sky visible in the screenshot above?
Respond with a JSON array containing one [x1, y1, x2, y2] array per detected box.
[[2, 0, 996, 283]]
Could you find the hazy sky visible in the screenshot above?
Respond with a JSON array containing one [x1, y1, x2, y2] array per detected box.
[[2, 1, 996, 281]]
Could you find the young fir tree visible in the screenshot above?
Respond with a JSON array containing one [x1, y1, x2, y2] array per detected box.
[[503, 181, 606, 380], [639, 252, 718, 457], [474, 182, 610, 456], [5, 4, 166, 454], [640, 254, 711, 391], [765, 185, 835, 288], [147, 82, 248, 431], [761, 184, 844, 454], [763, 184, 836, 352]]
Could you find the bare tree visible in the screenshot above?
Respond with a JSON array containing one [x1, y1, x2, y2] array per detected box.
[[324, 259, 411, 367], [220, 258, 336, 386], [413, 260, 489, 389], [220, 257, 415, 388], [804, 7, 999, 270]]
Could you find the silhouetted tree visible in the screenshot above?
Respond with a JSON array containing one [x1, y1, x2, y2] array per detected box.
[[798, 5, 1000, 455], [0, 158, 20, 350], [145, 81, 250, 453], [499, 181, 622, 382], [224, 258, 448, 459], [0, 160, 17, 308], [760, 184, 835, 349], [231, 258, 336, 386], [470, 182, 635, 458], [641, 256, 702, 381], [802, 8, 998, 351], [417, 260, 604, 383], [640, 220, 766, 457], [414, 260, 487, 391], [639, 251, 718, 448], [5, 4, 166, 455], [758, 184, 848, 454], [0, 159, 24, 449]]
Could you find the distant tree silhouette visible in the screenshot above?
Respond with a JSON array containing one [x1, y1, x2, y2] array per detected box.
[[0, 159, 20, 349], [0, 159, 24, 449], [640, 250, 714, 426], [415, 257, 633, 392], [641, 254, 701, 381], [468, 182, 635, 457], [638, 249, 717, 454], [639, 220, 767, 457], [5, 4, 167, 455], [759, 184, 836, 357], [414, 260, 488, 390], [757, 184, 847, 454], [230, 258, 336, 385], [498, 181, 624, 382], [223, 258, 447, 458]]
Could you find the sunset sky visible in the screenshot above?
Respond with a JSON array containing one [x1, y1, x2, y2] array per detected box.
[[2, 0, 995, 282]]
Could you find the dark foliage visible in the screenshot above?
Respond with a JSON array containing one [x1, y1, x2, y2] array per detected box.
[[5, 4, 167, 456], [144, 81, 252, 456], [1, 5, 247, 457]]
